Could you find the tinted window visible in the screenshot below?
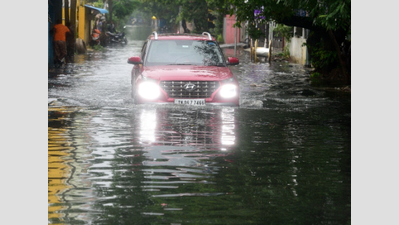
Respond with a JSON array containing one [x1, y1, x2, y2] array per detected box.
[[141, 41, 147, 60], [145, 40, 225, 66]]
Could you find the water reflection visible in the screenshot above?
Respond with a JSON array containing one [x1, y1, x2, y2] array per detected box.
[[139, 108, 157, 144], [48, 106, 77, 224], [80, 106, 239, 224], [220, 108, 236, 147], [48, 126, 73, 222], [136, 106, 237, 148]]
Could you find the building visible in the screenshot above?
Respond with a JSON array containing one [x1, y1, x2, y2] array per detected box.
[[48, 0, 107, 67], [223, 14, 246, 45]]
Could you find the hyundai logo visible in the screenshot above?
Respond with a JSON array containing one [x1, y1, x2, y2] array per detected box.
[[184, 82, 196, 92]]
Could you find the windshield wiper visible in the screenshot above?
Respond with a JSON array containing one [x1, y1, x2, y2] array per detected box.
[[216, 63, 226, 67], [206, 63, 225, 67]]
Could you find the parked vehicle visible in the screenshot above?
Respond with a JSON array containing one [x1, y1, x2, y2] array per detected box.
[[127, 31, 240, 106], [106, 26, 127, 45], [90, 29, 101, 46]]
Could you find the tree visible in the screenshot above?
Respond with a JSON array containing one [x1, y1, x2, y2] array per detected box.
[[209, 0, 351, 83], [112, 0, 141, 22], [179, 0, 209, 33], [139, 0, 211, 33], [87, 0, 140, 28], [139, 0, 180, 29]]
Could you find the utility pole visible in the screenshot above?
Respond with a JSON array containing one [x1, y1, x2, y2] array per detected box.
[[65, 0, 69, 25], [70, 0, 76, 30], [70, 0, 77, 63], [179, 6, 182, 33], [234, 13, 237, 57], [265, 23, 269, 48], [268, 22, 273, 63]]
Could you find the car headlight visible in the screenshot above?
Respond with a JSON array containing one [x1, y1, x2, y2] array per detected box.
[[220, 84, 237, 98], [138, 81, 160, 99]]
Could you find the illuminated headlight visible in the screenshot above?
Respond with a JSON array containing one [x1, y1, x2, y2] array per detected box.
[[138, 81, 160, 99], [220, 84, 237, 98]]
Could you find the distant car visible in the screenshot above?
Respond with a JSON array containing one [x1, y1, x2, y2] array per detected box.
[[127, 32, 240, 106]]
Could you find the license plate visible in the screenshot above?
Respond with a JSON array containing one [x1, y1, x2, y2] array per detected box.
[[174, 99, 206, 106]]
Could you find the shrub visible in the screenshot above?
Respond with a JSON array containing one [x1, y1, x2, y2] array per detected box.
[[217, 34, 224, 43], [93, 44, 104, 51]]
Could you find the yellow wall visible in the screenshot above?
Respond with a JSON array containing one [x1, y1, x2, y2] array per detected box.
[[78, 6, 86, 41], [62, 1, 88, 42], [63, 1, 100, 47]]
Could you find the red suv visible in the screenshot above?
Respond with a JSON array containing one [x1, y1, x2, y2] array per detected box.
[[127, 32, 240, 106]]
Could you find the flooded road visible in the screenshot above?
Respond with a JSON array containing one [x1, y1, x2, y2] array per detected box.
[[48, 26, 350, 224]]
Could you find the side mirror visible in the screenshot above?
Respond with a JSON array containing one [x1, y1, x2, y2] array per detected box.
[[227, 57, 239, 65], [128, 56, 142, 64]]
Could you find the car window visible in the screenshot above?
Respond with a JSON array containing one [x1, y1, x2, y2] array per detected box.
[[145, 40, 225, 66], [141, 41, 147, 60]]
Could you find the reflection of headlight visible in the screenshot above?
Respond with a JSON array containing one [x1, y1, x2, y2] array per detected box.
[[220, 84, 237, 98], [138, 82, 160, 99]]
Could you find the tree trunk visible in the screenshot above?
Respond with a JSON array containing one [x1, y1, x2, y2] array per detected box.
[[328, 29, 348, 81], [182, 19, 188, 33]]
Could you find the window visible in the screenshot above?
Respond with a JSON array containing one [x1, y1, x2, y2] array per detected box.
[[146, 40, 225, 66]]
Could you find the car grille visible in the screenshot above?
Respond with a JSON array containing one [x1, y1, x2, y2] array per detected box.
[[160, 81, 220, 98]]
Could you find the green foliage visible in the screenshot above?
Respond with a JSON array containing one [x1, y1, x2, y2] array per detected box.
[[140, 0, 212, 33], [273, 24, 293, 43], [113, 0, 140, 20], [217, 34, 224, 43], [93, 44, 104, 51], [209, 0, 351, 79], [315, 0, 351, 31], [86, 0, 103, 8], [310, 72, 321, 79], [206, 0, 230, 15], [179, 0, 209, 32], [308, 42, 338, 70], [222, 0, 351, 34], [283, 47, 290, 58], [309, 71, 322, 85], [213, 12, 223, 35], [274, 46, 290, 58], [87, 0, 141, 30], [246, 22, 264, 40], [139, 0, 180, 29]]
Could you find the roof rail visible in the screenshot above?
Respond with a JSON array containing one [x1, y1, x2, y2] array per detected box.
[[152, 31, 158, 39], [202, 32, 212, 40]]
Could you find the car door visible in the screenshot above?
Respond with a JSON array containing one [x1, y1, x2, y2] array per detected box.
[[132, 40, 148, 85]]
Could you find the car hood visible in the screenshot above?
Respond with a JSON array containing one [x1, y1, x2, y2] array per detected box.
[[141, 65, 234, 81]]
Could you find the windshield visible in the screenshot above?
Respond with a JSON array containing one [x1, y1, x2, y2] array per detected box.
[[145, 40, 225, 66]]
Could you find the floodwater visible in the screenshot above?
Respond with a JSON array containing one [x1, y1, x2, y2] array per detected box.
[[48, 26, 351, 224]]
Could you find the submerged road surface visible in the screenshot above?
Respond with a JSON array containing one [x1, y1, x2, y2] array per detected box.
[[48, 26, 351, 225]]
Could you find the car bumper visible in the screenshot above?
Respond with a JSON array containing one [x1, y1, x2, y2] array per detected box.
[[134, 81, 240, 106], [135, 100, 239, 107]]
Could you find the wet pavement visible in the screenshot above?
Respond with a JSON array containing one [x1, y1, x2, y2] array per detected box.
[[48, 26, 351, 224]]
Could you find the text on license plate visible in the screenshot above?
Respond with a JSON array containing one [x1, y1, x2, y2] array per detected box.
[[174, 99, 206, 105]]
